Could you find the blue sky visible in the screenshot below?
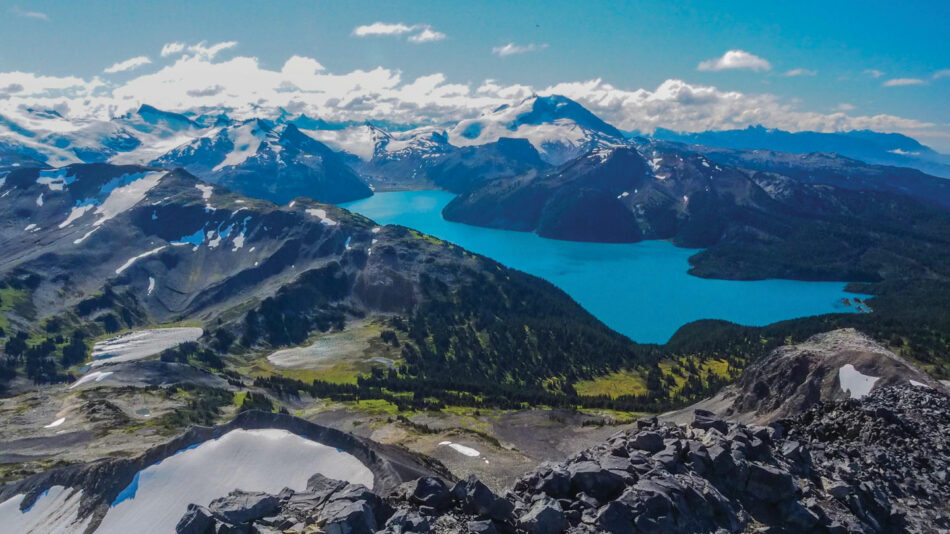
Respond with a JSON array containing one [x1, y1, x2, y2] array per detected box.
[[2, 0, 949, 149]]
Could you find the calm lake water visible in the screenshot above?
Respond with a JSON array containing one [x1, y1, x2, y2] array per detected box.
[[341, 191, 862, 344]]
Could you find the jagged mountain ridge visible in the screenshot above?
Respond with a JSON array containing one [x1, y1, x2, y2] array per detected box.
[[651, 125, 950, 178], [0, 162, 657, 391], [444, 140, 950, 282], [151, 120, 372, 204]]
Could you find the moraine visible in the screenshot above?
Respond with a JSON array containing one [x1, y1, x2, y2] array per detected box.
[[341, 190, 866, 343]]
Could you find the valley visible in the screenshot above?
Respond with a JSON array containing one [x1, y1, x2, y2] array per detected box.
[[2, 91, 950, 533], [341, 190, 865, 343]]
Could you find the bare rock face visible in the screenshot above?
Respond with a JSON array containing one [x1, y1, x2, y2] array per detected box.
[[667, 328, 946, 425], [175, 385, 949, 534]]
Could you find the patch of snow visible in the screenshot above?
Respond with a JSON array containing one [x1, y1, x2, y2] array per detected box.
[[0, 485, 89, 534], [92, 172, 164, 227], [306, 208, 338, 226], [44, 417, 66, 429], [372, 226, 381, 233], [212, 123, 266, 171], [73, 227, 99, 245], [58, 204, 95, 228], [438, 441, 481, 457], [147, 277, 156, 296], [36, 193, 44, 206], [838, 364, 880, 399], [299, 125, 377, 161], [701, 160, 710, 168], [90, 327, 203, 368], [69, 371, 115, 389], [909, 379, 930, 388], [24, 223, 38, 232], [195, 183, 213, 200], [206, 230, 221, 249], [231, 232, 245, 251], [115, 245, 166, 274], [36, 169, 74, 191], [288, 200, 296, 208], [173, 228, 205, 249], [195, 183, 214, 211], [618, 191, 629, 199], [95, 429, 373, 534]]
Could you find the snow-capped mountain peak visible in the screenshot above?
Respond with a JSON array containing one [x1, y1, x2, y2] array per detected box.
[[448, 94, 627, 165]]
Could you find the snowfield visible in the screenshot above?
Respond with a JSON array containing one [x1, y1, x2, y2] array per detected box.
[[90, 327, 203, 368], [0, 486, 91, 534], [838, 364, 880, 399], [95, 429, 374, 534]]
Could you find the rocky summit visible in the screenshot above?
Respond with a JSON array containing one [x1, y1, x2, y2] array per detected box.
[[171, 385, 949, 534]]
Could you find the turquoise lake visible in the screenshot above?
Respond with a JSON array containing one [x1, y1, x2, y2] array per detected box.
[[341, 191, 862, 344]]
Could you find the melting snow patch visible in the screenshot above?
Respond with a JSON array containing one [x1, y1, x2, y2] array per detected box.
[[93, 172, 164, 227], [44, 417, 66, 429], [36, 193, 44, 206], [306, 208, 338, 226], [24, 223, 38, 232], [212, 123, 266, 171], [69, 371, 115, 389], [90, 327, 203, 368], [173, 228, 205, 249], [438, 441, 481, 457], [909, 379, 930, 388], [115, 245, 166, 274], [838, 364, 880, 399], [59, 204, 95, 228], [73, 227, 99, 245], [0, 485, 89, 534], [195, 184, 214, 211], [232, 232, 245, 251], [95, 429, 373, 534], [36, 169, 75, 191], [147, 277, 156, 296]]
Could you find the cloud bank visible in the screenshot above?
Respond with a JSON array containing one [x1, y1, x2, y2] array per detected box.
[[0, 41, 939, 146]]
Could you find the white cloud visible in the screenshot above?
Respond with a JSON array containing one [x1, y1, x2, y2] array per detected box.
[[864, 69, 884, 78], [352, 22, 446, 43], [784, 68, 816, 77], [10, 6, 48, 20], [933, 69, 950, 80], [104, 56, 152, 74], [698, 50, 771, 72], [0, 71, 100, 96], [185, 41, 238, 60], [883, 78, 925, 87], [492, 43, 549, 57], [161, 42, 186, 57], [408, 28, 446, 43], [352, 22, 415, 37], [836, 103, 855, 111]]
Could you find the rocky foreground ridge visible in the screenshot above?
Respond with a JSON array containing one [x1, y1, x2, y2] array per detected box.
[[176, 385, 949, 534]]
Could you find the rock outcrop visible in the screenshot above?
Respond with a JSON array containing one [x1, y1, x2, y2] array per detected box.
[[175, 385, 950, 533], [667, 329, 946, 425]]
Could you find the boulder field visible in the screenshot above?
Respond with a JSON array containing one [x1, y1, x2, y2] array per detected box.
[[175, 385, 949, 534]]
